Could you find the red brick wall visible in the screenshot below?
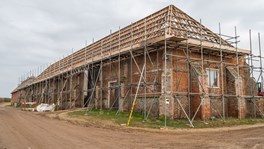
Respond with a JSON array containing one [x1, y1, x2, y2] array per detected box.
[[11, 91, 20, 104]]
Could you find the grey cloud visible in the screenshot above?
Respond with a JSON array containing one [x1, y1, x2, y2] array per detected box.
[[0, 0, 263, 97]]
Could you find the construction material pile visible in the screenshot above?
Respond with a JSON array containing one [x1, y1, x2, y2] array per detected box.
[[36, 103, 55, 112]]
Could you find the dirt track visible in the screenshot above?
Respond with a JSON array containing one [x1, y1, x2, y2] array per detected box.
[[0, 106, 264, 149]]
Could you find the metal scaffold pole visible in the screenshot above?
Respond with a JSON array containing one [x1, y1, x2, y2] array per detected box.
[[249, 29, 256, 117], [110, 29, 112, 79], [258, 33, 263, 93], [186, 31, 191, 118], [144, 18, 147, 120], [219, 23, 225, 120], [70, 49, 73, 109], [129, 23, 133, 113], [164, 16, 167, 128], [118, 26, 121, 112], [100, 40, 103, 110], [200, 19, 205, 121], [234, 27, 241, 119]]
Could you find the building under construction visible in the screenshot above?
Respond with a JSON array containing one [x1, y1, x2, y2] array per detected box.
[[11, 5, 264, 125]]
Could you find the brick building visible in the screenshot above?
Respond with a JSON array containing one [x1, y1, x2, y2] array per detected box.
[[11, 5, 263, 123]]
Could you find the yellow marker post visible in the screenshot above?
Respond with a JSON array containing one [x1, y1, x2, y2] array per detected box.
[[127, 64, 145, 126]]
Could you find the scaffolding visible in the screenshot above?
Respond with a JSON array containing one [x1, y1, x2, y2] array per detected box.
[[12, 5, 264, 127]]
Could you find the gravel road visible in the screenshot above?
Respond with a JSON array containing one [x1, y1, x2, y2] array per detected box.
[[0, 106, 264, 149]]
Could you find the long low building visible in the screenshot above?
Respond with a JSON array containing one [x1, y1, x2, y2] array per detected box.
[[11, 5, 263, 122]]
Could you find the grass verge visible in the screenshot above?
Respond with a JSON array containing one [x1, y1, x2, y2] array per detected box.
[[1, 102, 15, 108], [68, 109, 264, 129]]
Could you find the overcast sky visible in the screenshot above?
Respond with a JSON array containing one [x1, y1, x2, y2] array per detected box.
[[0, 0, 263, 97]]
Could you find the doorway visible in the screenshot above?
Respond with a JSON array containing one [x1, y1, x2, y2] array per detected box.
[[108, 81, 119, 109]]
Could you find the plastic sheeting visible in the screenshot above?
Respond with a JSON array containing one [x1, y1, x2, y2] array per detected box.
[[36, 103, 55, 112]]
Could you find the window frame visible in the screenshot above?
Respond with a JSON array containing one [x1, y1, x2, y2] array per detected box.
[[206, 68, 220, 88]]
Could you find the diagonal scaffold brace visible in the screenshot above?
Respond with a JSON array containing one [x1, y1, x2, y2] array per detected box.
[[127, 64, 146, 126]]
